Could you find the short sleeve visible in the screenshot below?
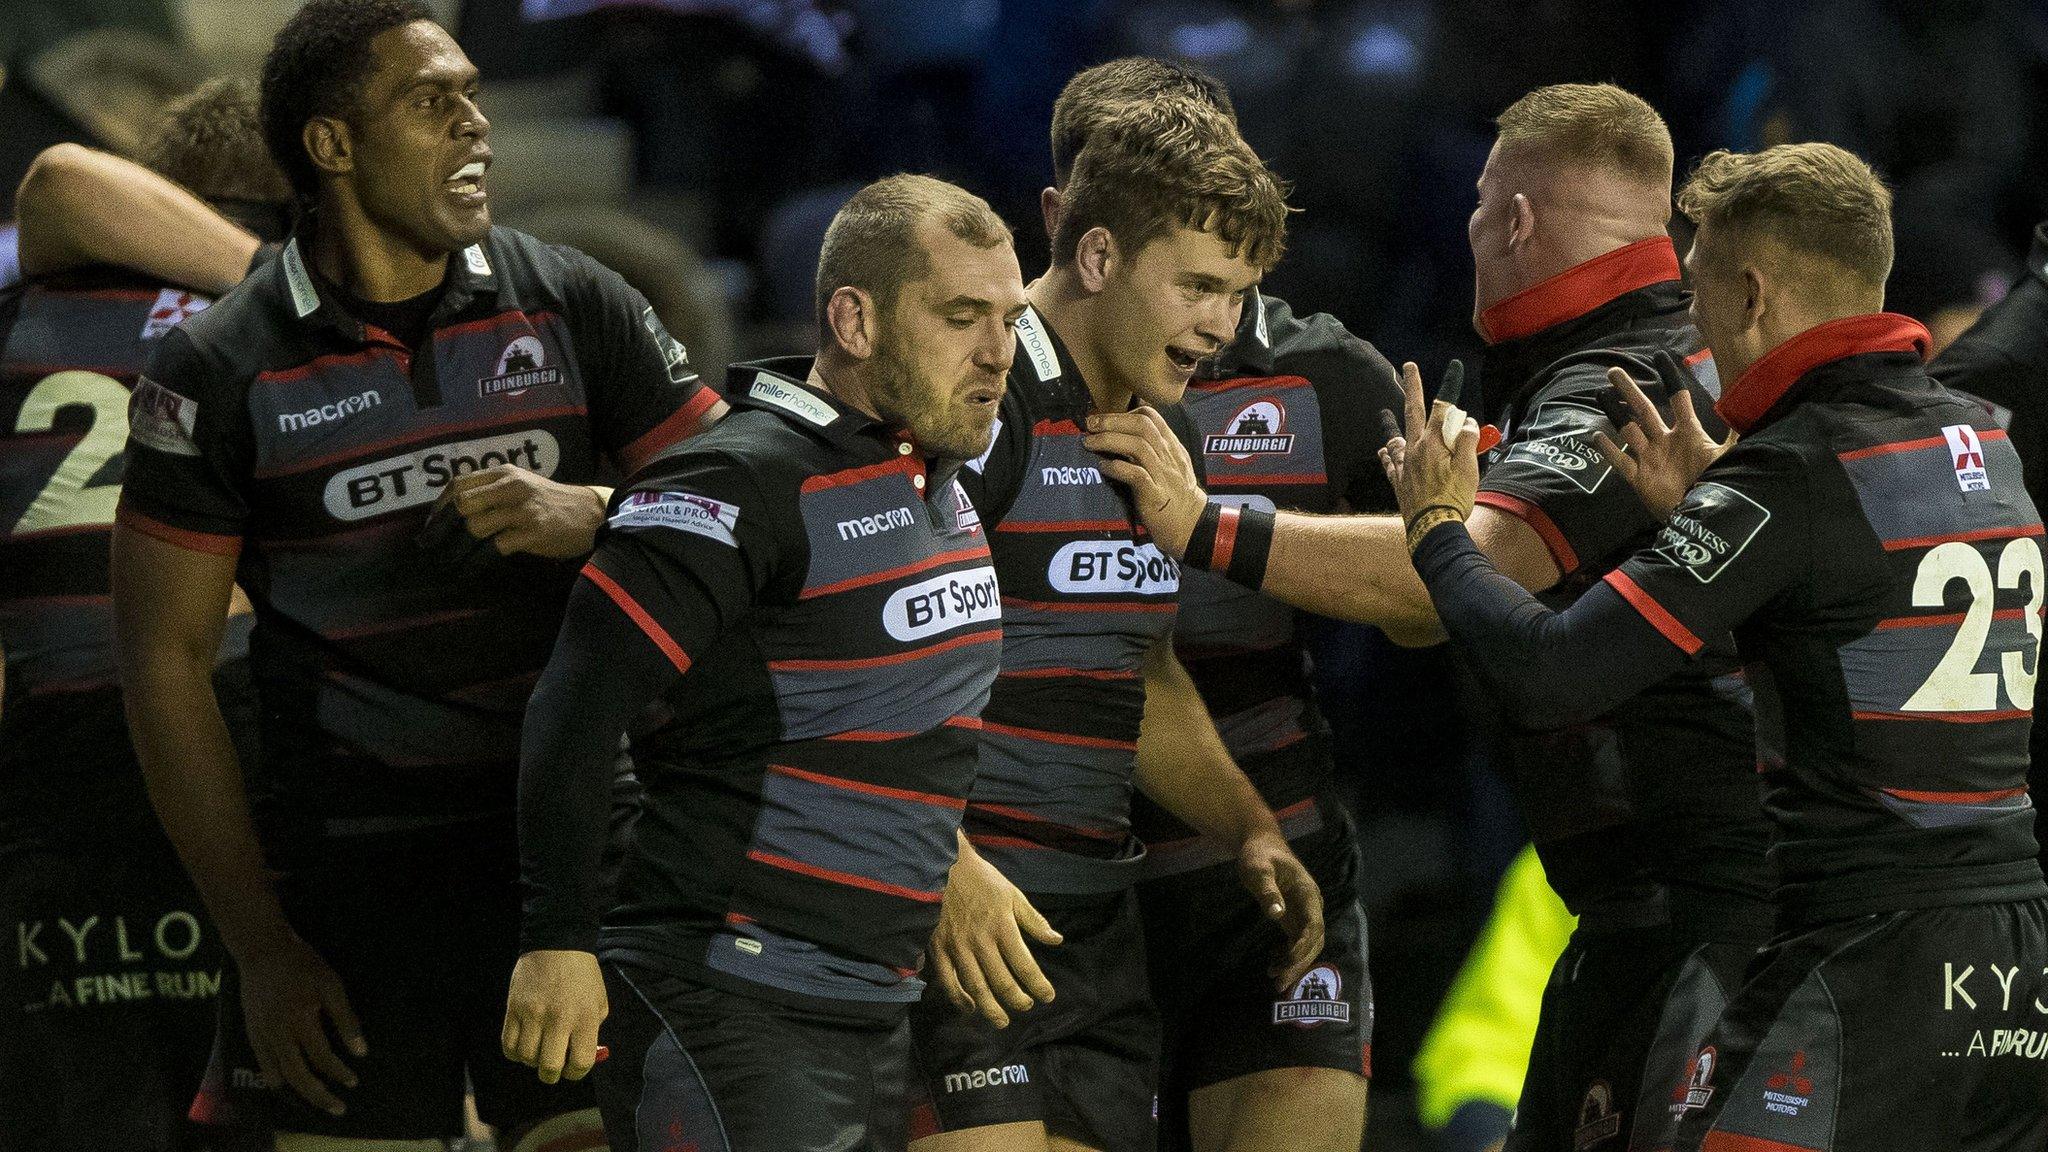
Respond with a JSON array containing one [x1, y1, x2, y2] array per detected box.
[[1314, 330, 1403, 513], [1606, 443, 1808, 656], [114, 325, 253, 556], [579, 452, 788, 673], [560, 248, 723, 475], [1477, 376, 1650, 576]]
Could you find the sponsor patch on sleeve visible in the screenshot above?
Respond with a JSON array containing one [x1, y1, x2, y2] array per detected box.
[[1502, 403, 1614, 494], [609, 489, 740, 547], [1653, 482, 1771, 584], [128, 377, 202, 456], [642, 306, 696, 384]]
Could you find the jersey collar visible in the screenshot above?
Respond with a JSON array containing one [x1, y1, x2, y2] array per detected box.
[[1716, 312, 1931, 433], [1480, 236, 1682, 345], [279, 231, 500, 344], [726, 356, 951, 489]]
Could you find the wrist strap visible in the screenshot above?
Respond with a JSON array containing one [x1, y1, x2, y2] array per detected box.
[[1406, 506, 1465, 554], [1182, 501, 1277, 589]]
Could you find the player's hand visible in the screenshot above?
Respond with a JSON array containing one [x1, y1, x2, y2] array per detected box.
[[502, 949, 609, 1084], [1237, 830, 1325, 991], [441, 466, 608, 558], [930, 842, 1062, 1029], [1591, 363, 1736, 521], [1083, 406, 1208, 559], [236, 931, 366, 1116], [1378, 361, 1481, 525]]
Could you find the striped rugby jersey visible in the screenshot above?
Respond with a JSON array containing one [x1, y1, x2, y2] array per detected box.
[[116, 228, 717, 843], [1608, 313, 2047, 923], [0, 269, 253, 853], [958, 305, 1198, 894], [544, 358, 1000, 1013]]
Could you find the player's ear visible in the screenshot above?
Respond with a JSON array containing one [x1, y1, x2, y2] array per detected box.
[[304, 116, 354, 179], [1741, 264, 1767, 332], [1509, 192, 1536, 252], [1074, 226, 1115, 294], [826, 286, 876, 360], [1040, 186, 1063, 240]]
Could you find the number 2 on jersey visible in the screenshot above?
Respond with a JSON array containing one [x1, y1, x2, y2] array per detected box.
[[10, 370, 128, 536], [1903, 537, 2044, 713]]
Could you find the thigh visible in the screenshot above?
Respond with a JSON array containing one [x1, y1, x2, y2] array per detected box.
[[1187, 1067, 1367, 1152], [1038, 894, 1160, 1152], [601, 961, 904, 1152], [0, 845, 230, 1152]]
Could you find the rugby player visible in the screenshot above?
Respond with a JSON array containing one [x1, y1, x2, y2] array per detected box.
[[503, 172, 1022, 1152], [1044, 57, 1400, 1152], [111, 2, 721, 1147], [0, 78, 282, 1152], [1383, 141, 2048, 1152], [905, 99, 1323, 1152], [1088, 84, 1773, 1152]]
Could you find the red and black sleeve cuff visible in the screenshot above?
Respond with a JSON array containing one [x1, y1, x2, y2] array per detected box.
[[1183, 502, 1276, 590]]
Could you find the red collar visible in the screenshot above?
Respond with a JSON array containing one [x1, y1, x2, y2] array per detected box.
[[1716, 313, 1931, 433], [1480, 236, 1681, 345]]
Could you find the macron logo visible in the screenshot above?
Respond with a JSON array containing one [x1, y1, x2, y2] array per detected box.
[[944, 1064, 1029, 1094], [279, 389, 382, 433], [1945, 424, 1991, 493]]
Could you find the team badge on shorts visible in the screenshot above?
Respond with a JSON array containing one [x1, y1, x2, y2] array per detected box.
[[1574, 1080, 1623, 1150], [1273, 964, 1350, 1027], [479, 335, 564, 397], [1670, 1045, 1717, 1116]]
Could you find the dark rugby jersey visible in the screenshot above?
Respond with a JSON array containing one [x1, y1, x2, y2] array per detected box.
[[0, 269, 251, 853], [1135, 291, 1402, 875], [959, 305, 1191, 894], [115, 229, 717, 840], [1416, 314, 2047, 926], [520, 358, 999, 1016], [1471, 237, 1770, 920]]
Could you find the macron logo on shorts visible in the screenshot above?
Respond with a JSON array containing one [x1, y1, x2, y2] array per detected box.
[[943, 1064, 1029, 1093]]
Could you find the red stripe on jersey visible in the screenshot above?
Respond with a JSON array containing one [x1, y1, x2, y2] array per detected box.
[[1033, 418, 1082, 436], [766, 627, 1000, 671], [800, 545, 990, 599], [1602, 570, 1704, 655], [995, 518, 1131, 533], [617, 386, 721, 474], [800, 457, 920, 492], [1684, 348, 1713, 366], [320, 606, 486, 640], [252, 405, 590, 478], [1839, 427, 2008, 461], [1000, 596, 1176, 614], [1189, 374, 1312, 394], [1475, 490, 1581, 574], [255, 347, 399, 387], [25, 673, 119, 696], [1881, 523, 2044, 552], [1702, 1132, 1822, 1152], [435, 309, 560, 342], [970, 801, 1124, 839], [1205, 472, 1328, 486], [1852, 709, 2030, 724], [966, 833, 1045, 850], [531, 1128, 608, 1152], [997, 666, 1141, 681], [768, 763, 966, 810], [1882, 785, 2030, 804], [1212, 504, 1241, 570], [909, 1102, 942, 1142], [745, 850, 942, 903], [1876, 607, 2033, 630], [820, 715, 981, 741], [115, 505, 243, 556], [579, 561, 691, 675], [724, 911, 756, 925], [979, 720, 1138, 752]]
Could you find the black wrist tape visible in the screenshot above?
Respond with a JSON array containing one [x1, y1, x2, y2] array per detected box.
[[1183, 502, 1276, 589]]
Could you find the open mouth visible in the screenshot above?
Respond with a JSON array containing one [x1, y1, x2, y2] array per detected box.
[[1165, 346, 1204, 374], [445, 160, 488, 199], [964, 384, 1005, 408]]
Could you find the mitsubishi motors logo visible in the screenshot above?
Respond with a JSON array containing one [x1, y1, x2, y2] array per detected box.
[[140, 288, 210, 339], [1944, 424, 1991, 492]]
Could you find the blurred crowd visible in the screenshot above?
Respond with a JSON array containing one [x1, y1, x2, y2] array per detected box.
[[4, 1, 2044, 1147]]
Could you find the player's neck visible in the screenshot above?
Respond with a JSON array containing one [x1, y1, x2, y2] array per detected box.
[[1027, 270, 1132, 414], [306, 197, 451, 304]]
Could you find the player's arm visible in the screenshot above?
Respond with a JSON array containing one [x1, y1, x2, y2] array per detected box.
[[1930, 230, 2048, 420], [1133, 639, 1324, 989], [113, 527, 366, 1117], [15, 144, 260, 293]]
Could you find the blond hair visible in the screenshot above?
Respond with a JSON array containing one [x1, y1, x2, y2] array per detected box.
[[1495, 82, 1673, 186], [1053, 98, 1289, 272], [1677, 143, 1894, 291], [816, 174, 1013, 338]]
